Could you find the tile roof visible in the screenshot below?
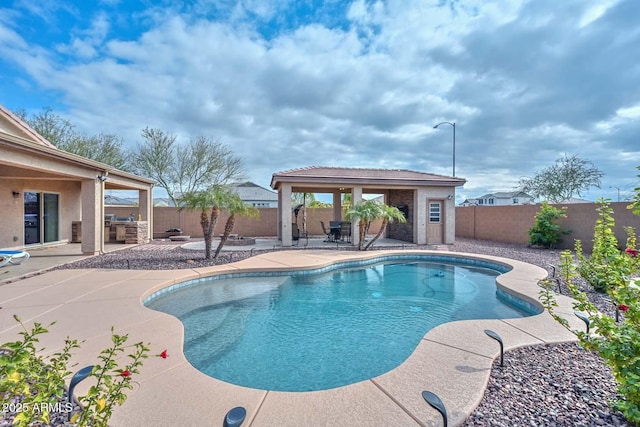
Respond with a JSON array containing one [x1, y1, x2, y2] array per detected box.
[[271, 166, 465, 188]]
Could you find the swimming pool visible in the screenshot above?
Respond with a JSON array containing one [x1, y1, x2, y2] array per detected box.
[[144, 255, 541, 392]]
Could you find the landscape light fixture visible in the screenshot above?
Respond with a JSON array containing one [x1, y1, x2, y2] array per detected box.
[[68, 365, 95, 420], [574, 311, 590, 334], [422, 390, 448, 427], [223, 406, 246, 427], [433, 121, 456, 177], [484, 329, 504, 367]]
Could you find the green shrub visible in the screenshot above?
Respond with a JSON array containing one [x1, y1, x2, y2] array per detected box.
[[575, 199, 635, 292], [541, 192, 640, 423], [528, 202, 570, 248]]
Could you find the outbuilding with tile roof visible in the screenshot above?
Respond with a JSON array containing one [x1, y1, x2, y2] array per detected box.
[[270, 166, 466, 246]]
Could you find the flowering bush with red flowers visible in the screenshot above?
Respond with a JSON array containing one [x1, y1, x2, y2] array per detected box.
[[1, 317, 167, 427], [541, 187, 640, 423]]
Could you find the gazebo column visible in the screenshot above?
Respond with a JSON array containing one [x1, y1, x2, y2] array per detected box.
[[279, 183, 293, 246], [414, 188, 428, 244], [351, 186, 363, 245], [332, 192, 342, 220]]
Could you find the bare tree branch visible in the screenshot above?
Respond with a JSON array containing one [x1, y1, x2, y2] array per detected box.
[[519, 154, 604, 203]]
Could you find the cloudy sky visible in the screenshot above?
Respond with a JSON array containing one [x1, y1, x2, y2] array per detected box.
[[1, 0, 639, 202]]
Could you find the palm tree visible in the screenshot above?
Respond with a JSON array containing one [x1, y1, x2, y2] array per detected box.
[[180, 186, 230, 259], [214, 194, 259, 258], [364, 204, 407, 250], [345, 200, 383, 250]]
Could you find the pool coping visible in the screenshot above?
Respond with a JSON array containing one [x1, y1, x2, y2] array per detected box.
[[0, 250, 583, 426]]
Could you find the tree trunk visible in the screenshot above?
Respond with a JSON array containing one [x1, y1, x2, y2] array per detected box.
[[200, 211, 212, 259], [358, 220, 367, 250], [365, 218, 388, 250], [214, 214, 235, 259], [203, 206, 220, 260]]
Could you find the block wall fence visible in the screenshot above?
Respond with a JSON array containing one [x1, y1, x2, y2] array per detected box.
[[106, 207, 383, 239], [455, 202, 640, 252], [107, 202, 640, 251]]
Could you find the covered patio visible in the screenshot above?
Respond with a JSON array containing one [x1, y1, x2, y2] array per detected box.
[[0, 105, 155, 255], [270, 166, 466, 247]]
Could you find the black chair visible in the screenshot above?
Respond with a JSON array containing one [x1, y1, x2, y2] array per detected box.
[[340, 222, 352, 243], [329, 221, 341, 241], [320, 221, 332, 242]]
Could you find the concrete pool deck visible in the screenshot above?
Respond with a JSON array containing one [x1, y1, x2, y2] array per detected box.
[[0, 250, 582, 426]]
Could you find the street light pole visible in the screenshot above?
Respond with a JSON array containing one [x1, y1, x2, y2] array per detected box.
[[433, 121, 456, 177], [609, 186, 620, 202]]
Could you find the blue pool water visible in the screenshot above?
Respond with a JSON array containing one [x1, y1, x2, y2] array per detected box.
[[145, 256, 539, 392]]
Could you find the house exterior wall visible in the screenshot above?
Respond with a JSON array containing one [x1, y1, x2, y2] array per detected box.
[[0, 178, 81, 249], [455, 202, 640, 252]]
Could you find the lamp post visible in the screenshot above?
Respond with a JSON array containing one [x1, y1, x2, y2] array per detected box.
[[433, 121, 456, 177], [609, 186, 620, 202]]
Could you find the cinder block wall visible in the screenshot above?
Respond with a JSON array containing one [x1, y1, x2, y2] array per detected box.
[[106, 207, 383, 239], [455, 202, 640, 252]]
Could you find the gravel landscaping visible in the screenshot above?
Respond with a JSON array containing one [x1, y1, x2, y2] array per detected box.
[[50, 237, 631, 426]]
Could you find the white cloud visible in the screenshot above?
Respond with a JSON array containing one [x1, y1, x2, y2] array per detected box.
[[1, 0, 639, 198]]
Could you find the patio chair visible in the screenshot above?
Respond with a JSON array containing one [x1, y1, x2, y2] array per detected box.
[[340, 222, 352, 243], [329, 221, 341, 241], [0, 249, 30, 268], [320, 221, 333, 242]]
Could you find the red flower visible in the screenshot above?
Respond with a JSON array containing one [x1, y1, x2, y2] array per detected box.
[[120, 370, 131, 377], [625, 248, 638, 257], [619, 304, 630, 312], [159, 349, 169, 359]]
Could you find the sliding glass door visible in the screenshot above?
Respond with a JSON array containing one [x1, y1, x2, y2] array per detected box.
[[24, 192, 60, 245], [43, 193, 59, 243]]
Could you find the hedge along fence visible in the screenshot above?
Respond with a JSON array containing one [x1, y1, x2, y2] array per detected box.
[[106, 207, 383, 240], [455, 202, 640, 252]]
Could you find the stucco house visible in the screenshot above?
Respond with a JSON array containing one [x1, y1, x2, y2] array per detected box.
[[271, 166, 466, 246], [460, 191, 534, 206], [0, 105, 155, 255]]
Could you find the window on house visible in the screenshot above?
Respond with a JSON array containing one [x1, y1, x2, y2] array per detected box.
[[513, 198, 519, 204], [429, 202, 441, 223], [489, 198, 494, 205], [478, 199, 484, 205]]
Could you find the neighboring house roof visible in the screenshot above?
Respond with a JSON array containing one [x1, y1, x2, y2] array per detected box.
[[554, 197, 591, 204], [231, 181, 278, 202], [476, 191, 533, 200], [105, 195, 137, 206], [153, 198, 177, 207], [271, 166, 466, 189]]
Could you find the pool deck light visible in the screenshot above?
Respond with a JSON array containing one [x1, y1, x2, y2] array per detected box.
[[574, 311, 591, 334], [223, 406, 246, 427], [68, 365, 95, 420], [484, 329, 504, 367], [422, 390, 447, 426]]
